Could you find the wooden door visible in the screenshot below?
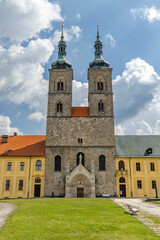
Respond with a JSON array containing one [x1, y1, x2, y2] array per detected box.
[[77, 188, 84, 198], [120, 184, 126, 197]]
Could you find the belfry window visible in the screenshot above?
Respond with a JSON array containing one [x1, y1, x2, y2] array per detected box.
[[98, 81, 103, 90], [57, 102, 63, 112], [77, 152, 85, 166], [36, 160, 42, 171], [55, 155, 61, 171], [119, 160, 125, 171], [99, 155, 106, 170], [57, 81, 64, 90], [98, 101, 104, 112]]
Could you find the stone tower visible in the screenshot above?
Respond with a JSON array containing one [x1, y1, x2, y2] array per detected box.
[[45, 25, 116, 198]]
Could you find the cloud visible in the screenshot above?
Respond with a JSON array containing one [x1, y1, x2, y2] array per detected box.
[[130, 6, 160, 23], [113, 58, 160, 123], [52, 26, 82, 45], [0, 115, 23, 135], [72, 80, 88, 106], [28, 112, 46, 122], [105, 34, 116, 47], [76, 13, 81, 20], [0, 0, 63, 42], [0, 38, 53, 113], [115, 125, 124, 135]]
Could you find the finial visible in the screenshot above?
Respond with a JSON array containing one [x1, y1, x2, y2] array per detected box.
[[97, 24, 100, 39], [61, 24, 64, 39]]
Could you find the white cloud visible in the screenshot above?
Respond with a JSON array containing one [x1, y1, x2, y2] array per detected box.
[[72, 80, 88, 106], [0, 38, 53, 113], [136, 120, 153, 135], [0, 0, 63, 42], [115, 125, 124, 135], [113, 58, 160, 123], [0, 115, 23, 135], [28, 112, 46, 122], [113, 58, 160, 135], [105, 34, 116, 47], [52, 26, 82, 46], [76, 13, 81, 20], [130, 6, 160, 23]]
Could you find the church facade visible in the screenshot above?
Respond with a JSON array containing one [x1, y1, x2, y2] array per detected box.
[[44, 25, 116, 198]]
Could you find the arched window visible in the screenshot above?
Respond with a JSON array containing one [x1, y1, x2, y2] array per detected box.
[[57, 81, 64, 90], [77, 152, 85, 166], [36, 160, 42, 171], [119, 160, 125, 171], [119, 177, 125, 183], [35, 177, 41, 183], [99, 155, 106, 170], [55, 155, 61, 171], [57, 102, 63, 112], [97, 81, 103, 90], [98, 101, 104, 112]]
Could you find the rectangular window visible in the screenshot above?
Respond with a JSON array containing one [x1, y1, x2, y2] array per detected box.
[[5, 180, 10, 190], [20, 162, 25, 171], [137, 180, 142, 189], [78, 138, 83, 144], [19, 180, 23, 191], [150, 162, 155, 171], [152, 180, 156, 189], [7, 162, 12, 171], [136, 162, 141, 171]]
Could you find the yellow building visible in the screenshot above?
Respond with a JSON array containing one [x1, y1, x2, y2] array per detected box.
[[115, 136, 160, 198], [0, 134, 160, 198], [0, 134, 45, 198]]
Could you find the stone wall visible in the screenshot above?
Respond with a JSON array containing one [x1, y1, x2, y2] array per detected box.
[[45, 145, 116, 197]]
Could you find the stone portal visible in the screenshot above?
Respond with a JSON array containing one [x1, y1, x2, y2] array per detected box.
[[65, 163, 96, 198]]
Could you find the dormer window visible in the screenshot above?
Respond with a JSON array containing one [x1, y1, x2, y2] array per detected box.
[[98, 101, 104, 112], [57, 102, 63, 112], [57, 81, 64, 90], [146, 148, 152, 155], [98, 81, 103, 90]]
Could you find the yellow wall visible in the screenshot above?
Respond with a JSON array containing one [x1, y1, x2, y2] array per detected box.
[[1, 155, 160, 198], [116, 157, 160, 198], [0, 156, 45, 198]]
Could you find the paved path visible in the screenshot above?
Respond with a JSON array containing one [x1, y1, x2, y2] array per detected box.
[[0, 203, 16, 230], [113, 198, 160, 236]]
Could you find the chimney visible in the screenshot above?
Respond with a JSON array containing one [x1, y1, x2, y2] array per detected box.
[[2, 135, 8, 143], [14, 132, 17, 136]]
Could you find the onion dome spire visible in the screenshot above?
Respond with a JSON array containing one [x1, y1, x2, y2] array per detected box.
[[89, 24, 109, 68], [52, 24, 72, 69]]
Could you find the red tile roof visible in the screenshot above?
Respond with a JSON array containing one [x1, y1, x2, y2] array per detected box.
[[71, 107, 89, 117], [0, 135, 46, 156]]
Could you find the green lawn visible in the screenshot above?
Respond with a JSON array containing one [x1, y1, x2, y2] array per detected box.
[[0, 198, 159, 240]]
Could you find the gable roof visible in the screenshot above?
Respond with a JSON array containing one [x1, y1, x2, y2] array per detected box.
[[0, 135, 46, 157], [115, 135, 160, 157], [71, 107, 89, 117]]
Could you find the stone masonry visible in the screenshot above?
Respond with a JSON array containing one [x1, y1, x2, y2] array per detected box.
[[44, 25, 116, 197]]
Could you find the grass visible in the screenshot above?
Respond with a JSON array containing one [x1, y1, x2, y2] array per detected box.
[[0, 198, 159, 240]]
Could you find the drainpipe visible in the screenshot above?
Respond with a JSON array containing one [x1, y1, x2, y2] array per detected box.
[[27, 157, 31, 198], [129, 158, 133, 197]]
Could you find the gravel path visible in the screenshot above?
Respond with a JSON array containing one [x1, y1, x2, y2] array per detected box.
[[113, 198, 160, 236], [0, 203, 16, 230]]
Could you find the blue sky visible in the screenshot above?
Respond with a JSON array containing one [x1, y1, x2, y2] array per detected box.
[[0, 0, 160, 135]]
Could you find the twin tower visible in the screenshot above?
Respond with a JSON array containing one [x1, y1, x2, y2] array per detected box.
[[45, 25, 116, 198]]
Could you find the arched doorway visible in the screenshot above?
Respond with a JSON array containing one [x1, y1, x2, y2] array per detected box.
[[65, 164, 95, 198]]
